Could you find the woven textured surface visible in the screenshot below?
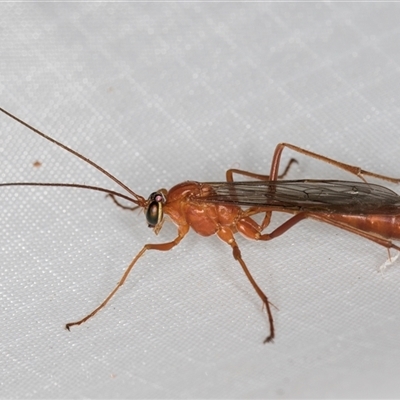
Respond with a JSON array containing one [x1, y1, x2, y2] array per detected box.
[[1, 3, 400, 398]]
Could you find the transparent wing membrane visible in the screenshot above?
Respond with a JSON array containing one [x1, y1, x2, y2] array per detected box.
[[200, 180, 400, 214]]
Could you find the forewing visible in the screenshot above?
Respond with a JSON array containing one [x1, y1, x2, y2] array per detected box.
[[199, 180, 400, 214]]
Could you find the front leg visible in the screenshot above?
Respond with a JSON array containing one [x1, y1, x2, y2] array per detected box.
[[66, 223, 189, 330]]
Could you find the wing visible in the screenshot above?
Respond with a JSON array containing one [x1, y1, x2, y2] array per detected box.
[[197, 180, 400, 214]]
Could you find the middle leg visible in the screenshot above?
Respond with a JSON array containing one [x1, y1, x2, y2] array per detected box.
[[217, 226, 275, 343]]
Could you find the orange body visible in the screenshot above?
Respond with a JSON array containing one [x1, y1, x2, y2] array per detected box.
[[163, 181, 400, 246], [164, 181, 247, 237], [315, 213, 400, 240]]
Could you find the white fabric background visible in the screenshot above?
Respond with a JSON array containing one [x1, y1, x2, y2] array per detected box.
[[1, 3, 400, 398]]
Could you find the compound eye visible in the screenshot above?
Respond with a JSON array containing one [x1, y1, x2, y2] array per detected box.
[[146, 201, 161, 227], [145, 192, 165, 228]]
